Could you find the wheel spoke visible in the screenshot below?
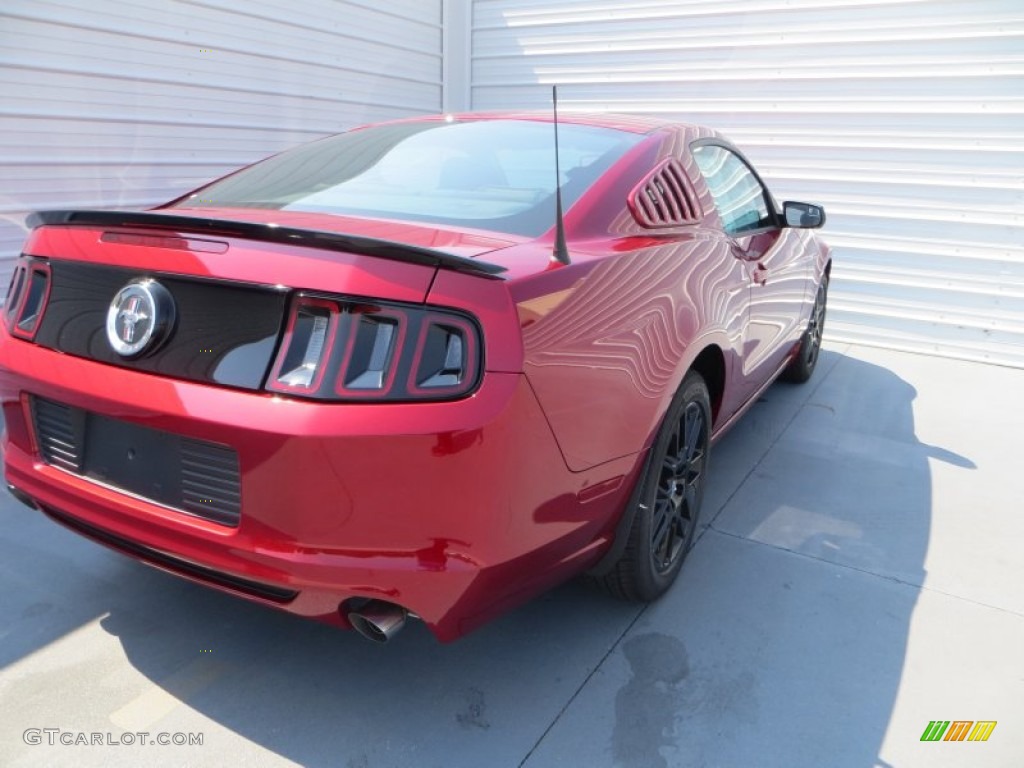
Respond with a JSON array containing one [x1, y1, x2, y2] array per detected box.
[[651, 496, 672, 528], [662, 453, 683, 474], [685, 451, 704, 483], [668, 423, 682, 465], [683, 406, 702, 462], [658, 526, 677, 565], [651, 501, 674, 557], [682, 481, 697, 519]]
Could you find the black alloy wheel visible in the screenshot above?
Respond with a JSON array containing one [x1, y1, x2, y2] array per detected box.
[[597, 370, 711, 601], [784, 276, 828, 383], [650, 397, 707, 573]]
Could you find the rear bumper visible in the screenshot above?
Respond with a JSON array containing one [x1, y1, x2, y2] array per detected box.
[[0, 333, 637, 641]]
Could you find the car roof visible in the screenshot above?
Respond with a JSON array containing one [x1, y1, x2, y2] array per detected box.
[[352, 111, 715, 137]]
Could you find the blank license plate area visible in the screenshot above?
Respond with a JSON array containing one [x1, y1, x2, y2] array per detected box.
[[83, 413, 181, 503]]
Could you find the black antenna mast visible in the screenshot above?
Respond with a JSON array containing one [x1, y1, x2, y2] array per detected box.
[[551, 85, 571, 265]]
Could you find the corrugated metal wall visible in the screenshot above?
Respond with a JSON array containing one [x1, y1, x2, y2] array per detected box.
[[3, 1, 1020, 366], [471, 0, 1024, 367], [0, 0, 442, 277]]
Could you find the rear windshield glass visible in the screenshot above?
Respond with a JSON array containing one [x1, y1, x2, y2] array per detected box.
[[171, 119, 644, 237]]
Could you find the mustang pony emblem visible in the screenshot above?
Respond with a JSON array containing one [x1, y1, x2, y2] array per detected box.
[[105, 279, 175, 358], [117, 295, 149, 343]]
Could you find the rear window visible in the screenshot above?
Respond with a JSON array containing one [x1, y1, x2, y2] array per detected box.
[[171, 119, 644, 237]]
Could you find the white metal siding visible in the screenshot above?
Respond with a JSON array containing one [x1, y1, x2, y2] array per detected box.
[[0, 0, 442, 276], [471, 0, 1024, 367]]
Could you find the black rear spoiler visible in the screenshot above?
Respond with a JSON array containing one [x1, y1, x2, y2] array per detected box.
[[26, 209, 507, 278]]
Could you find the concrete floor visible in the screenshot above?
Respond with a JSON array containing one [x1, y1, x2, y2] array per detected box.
[[1, 342, 1021, 767]]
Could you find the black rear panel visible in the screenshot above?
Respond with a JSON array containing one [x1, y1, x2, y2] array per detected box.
[[33, 261, 287, 390], [31, 396, 242, 527]]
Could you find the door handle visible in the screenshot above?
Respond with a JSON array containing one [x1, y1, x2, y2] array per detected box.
[[752, 262, 768, 286]]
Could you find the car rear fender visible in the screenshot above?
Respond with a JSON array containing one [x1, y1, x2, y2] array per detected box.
[[426, 269, 524, 374]]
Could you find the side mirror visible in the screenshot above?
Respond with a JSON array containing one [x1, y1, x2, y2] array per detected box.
[[783, 201, 826, 229]]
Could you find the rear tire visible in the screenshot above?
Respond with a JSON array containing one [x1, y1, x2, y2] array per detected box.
[[783, 276, 828, 383], [596, 371, 711, 602]]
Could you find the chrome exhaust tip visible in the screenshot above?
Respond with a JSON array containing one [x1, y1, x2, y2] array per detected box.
[[347, 600, 408, 643]]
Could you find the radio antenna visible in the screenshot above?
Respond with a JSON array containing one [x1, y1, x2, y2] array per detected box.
[[551, 85, 571, 266]]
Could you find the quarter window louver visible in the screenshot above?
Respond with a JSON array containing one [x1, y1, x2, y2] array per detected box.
[[628, 158, 701, 229]]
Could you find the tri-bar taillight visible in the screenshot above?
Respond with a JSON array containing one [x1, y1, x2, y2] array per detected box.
[[4, 257, 51, 340], [266, 294, 482, 401], [2, 258, 481, 402]]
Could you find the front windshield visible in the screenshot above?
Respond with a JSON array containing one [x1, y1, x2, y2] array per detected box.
[[172, 119, 644, 237]]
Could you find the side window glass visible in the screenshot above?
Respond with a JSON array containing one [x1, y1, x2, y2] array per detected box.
[[692, 145, 772, 235]]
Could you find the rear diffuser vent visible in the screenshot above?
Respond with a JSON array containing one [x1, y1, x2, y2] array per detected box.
[[32, 398, 83, 473], [628, 158, 701, 228], [180, 439, 242, 526]]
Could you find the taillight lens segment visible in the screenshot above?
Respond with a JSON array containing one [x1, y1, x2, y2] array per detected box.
[[268, 295, 482, 401], [3, 257, 51, 340], [408, 314, 479, 396], [269, 298, 339, 392]]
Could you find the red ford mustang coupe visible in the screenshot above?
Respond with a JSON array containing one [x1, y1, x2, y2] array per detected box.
[[1, 113, 829, 642]]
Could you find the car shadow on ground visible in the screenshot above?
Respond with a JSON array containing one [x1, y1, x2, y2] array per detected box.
[[1, 347, 970, 767]]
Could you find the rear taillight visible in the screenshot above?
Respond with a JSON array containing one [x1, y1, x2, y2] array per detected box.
[[3, 257, 51, 340], [267, 295, 481, 401]]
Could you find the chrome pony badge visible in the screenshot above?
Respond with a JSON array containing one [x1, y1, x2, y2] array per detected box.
[[105, 279, 176, 358]]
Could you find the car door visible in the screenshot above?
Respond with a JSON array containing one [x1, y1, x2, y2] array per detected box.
[[692, 142, 811, 403]]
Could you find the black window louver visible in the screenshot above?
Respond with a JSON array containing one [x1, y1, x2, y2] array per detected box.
[[629, 158, 702, 228]]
